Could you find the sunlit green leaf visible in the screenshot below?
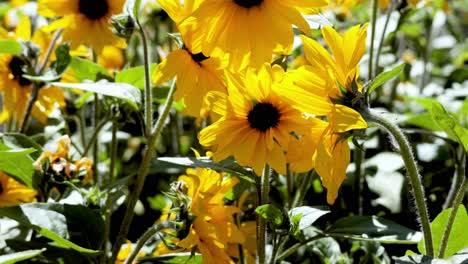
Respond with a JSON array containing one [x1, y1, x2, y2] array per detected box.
[[0, 147, 36, 188], [289, 206, 330, 230], [367, 64, 405, 94], [158, 156, 256, 183], [0, 39, 22, 55], [52, 80, 141, 110], [0, 203, 104, 254], [0, 249, 46, 264], [326, 216, 422, 244], [418, 205, 468, 258], [115, 64, 158, 90], [255, 204, 284, 227], [431, 101, 468, 152], [68, 57, 110, 82]]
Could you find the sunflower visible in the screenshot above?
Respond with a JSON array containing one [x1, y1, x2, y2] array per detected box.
[[181, 0, 327, 69], [37, 0, 126, 52], [0, 171, 37, 207], [198, 64, 312, 175], [153, 0, 227, 117], [279, 25, 368, 203], [176, 167, 244, 264], [0, 16, 65, 125]]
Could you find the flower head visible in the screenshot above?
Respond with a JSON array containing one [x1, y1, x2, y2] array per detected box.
[[182, 0, 327, 69], [175, 167, 244, 264], [199, 64, 312, 175], [38, 0, 126, 52], [0, 16, 65, 124], [0, 171, 37, 207]]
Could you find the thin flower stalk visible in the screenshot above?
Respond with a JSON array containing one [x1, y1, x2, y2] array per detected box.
[[257, 164, 271, 264]]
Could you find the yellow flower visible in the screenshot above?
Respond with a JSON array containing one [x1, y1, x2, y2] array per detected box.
[[98, 45, 125, 73], [279, 25, 369, 203], [153, 0, 227, 117], [33, 135, 93, 183], [115, 241, 145, 264], [0, 171, 37, 207], [199, 64, 312, 175], [182, 0, 327, 69], [37, 0, 126, 52], [176, 168, 244, 264], [0, 16, 65, 125]]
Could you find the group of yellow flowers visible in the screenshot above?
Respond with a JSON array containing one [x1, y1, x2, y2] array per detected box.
[[1, 0, 378, 263]]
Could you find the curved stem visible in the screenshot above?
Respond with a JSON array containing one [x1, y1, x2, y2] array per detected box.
[[363, 110, 434, 256], [124, 222, 172, 264], [292, 171, 314, 208], [256, 164, 270, 264], [136, 19, 153, 137], [276, 235, 325, 262], [109, 79, 177, 264], [368, 0, 379, 80], [82, 116, 110, 157], [438, 152, 467, 258], [20, 28, 63, 133], [374, 0, 397, 76], [443, 146, 466, 210]]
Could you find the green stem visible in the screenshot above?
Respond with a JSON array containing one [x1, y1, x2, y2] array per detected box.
[[101, 121, 119, 263], [443, 146, 465, 210], [420, 12, 432, 93], [269, 234, 279, 264], [109, 79, 177, 264], [136, 19, 153, 137], [353, 142, 365, 215], [257, 164, 270, 264], [374, 0, 397, 76], [363, 110, 434, 256], [82, 116, 109, 157], [438, 152, 467, 258], [276, 235, 325, 261], [124, 222, 172, 264], [93, 93, 100, 185], [368, 0, 379, 80], [292, 171, 314, 208], [20, 28, 63, 133]]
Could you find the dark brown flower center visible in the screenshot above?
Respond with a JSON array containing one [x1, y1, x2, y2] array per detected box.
[[233, 0, 264, 8], [8, 56, 32, 87], [79, 0, 109, 20], [190, 52, 210, 64], [247, 102, 280, 132]]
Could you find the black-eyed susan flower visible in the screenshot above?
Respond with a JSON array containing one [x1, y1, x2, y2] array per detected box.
[[176, 168, 244, 264], [182, 0, 327, 69], [37, 0, 126, 52], [33, 135, 93, 184], [153, 0, 227, 117], [0, 16, 65, 125], [0, 171, 37, 207], [280, 25, 368, 203], [198, 64, 312, 175]]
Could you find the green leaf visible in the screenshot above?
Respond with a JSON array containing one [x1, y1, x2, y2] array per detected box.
[[0, 203, 104, 254], [405, 113, 442, 132], [431, 101, 468, 152], [0, 148, 36, 188], [147, 194, 167, 211], [0, 133, 43, 160], [115, 64, 158, 90], [326, 215, 422, 244], [52, 80, 141, 110], [418, 205, 468, 258], [158, 156, 256, 183], [255, 204, 283, 227], [0, 249, 46, 264], [0, 39, 22, 55], [138, 252, 203, 263], [68, 57, 110, 82], [367, 64, 405, 94], [289, 206, 330, 230], [53, 44, 71, 75]]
